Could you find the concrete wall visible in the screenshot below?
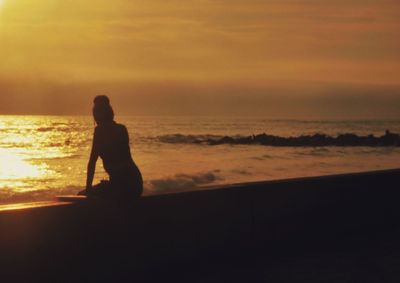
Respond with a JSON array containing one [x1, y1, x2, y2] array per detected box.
[[0, 169, 399, 282]]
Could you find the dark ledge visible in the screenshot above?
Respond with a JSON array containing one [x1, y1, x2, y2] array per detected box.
[[1, 168, 400, 282]]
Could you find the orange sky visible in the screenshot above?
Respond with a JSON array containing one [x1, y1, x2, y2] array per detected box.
[[0, 0, 399, 118]]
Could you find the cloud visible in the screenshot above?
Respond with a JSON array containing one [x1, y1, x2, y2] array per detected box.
[[0, 0, 399, 117]]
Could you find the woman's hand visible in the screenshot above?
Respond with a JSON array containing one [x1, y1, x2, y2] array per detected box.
[[77, 186, 93, 196], [78, 189, 87, 196]]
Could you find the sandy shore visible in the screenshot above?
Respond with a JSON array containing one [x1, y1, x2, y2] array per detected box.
[[1, 168, 400, 282]]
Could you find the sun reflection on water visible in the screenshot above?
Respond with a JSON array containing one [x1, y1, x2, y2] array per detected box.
[[1, 115, 400, 205], [0, 116, 92, 200], [0, 149, 44, 179], [0, 148, 55, 192]]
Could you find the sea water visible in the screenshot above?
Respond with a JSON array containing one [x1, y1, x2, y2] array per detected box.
[[0, 115, 399, 204]]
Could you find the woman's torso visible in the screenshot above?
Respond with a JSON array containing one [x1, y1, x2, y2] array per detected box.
[[94, 122, 139, 180]]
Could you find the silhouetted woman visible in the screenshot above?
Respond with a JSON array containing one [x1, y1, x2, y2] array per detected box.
[[79, 95, 143, 200]]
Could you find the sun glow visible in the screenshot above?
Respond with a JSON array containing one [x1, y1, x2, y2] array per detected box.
[[0, 148, 52, 192], [0, 116, 83, 199]]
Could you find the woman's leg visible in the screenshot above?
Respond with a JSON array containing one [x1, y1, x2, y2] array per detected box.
[[110, 165, 143, 200], [78, 180, 113, 198]]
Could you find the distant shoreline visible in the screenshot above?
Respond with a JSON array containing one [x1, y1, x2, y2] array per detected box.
[[1, 114, 400, 121]]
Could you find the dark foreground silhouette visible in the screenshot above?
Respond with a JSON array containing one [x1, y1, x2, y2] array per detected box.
[[1, 169, 400, 282], [159, 130, 400, 147], [79, 95, 143, 200]]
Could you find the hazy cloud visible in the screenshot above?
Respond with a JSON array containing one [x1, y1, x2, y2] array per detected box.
[[0, 0, 399, 117]]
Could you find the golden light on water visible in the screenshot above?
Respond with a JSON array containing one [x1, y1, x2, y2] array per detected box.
[[0, 148, 52, 192], [0, 116, 89, 200], [0, 149, 42, 179]]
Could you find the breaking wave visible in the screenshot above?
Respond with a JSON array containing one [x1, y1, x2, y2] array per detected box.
[[146, 171, 221, 194], [156, 131, 400, 147], [157, 134, 223, 144]]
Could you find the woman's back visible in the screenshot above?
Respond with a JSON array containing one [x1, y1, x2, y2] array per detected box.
[[94, 121, 134, 177]]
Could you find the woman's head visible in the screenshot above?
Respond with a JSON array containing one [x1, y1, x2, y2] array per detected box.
[[93, 95, 114, 125]]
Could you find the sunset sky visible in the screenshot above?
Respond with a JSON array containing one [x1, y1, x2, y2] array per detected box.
[[0, 0, 399, 118]]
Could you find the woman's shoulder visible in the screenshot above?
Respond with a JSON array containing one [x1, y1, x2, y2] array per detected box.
[[94, 122, 128, 136], [95, 121, 125, 128], [94, 122, 120, 131]]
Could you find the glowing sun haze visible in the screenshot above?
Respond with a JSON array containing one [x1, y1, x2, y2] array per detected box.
[[0, 0, 399, 118]]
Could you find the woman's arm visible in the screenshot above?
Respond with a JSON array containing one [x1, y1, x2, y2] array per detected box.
[[86, 129, 99, 190], [86, 152, 98, 190]]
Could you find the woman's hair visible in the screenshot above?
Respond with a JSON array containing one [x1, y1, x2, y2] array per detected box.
[[93, 95, 114, 125]]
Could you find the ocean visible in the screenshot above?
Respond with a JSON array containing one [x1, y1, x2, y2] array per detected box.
[[0, 115, 399, 204]]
